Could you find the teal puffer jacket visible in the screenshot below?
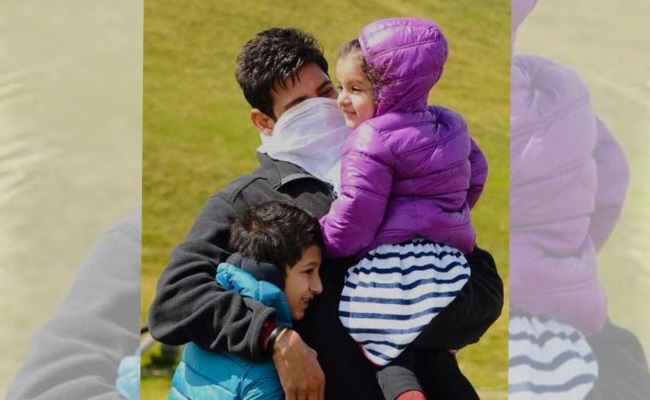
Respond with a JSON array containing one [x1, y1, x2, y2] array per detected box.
[[169, 262, 292, 400]]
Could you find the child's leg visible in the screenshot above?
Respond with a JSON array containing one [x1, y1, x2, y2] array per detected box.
[[376, 347, 423, 400], [373, 246, 498, 400]]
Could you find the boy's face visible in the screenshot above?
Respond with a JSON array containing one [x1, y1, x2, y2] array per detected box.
[[335, 54, 375, 129], [284, 245, 323, 321]]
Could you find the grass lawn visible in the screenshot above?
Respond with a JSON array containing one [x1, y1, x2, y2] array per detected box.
[[141, 375, 173, 400], [142, 0, 510, 398]]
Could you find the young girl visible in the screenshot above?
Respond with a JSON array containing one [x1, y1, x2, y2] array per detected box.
[[320, 17, 488, 399]]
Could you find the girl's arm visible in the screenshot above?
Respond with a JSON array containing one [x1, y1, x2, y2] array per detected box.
[[320, 126, 394, 259], [426, 104, 486, 209], [589, 118, 629, 251], [468, 138, 488, 209]]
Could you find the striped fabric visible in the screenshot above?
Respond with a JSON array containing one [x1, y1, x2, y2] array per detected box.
[[509, 315, 599, 400], [339, 240, 470, 366]]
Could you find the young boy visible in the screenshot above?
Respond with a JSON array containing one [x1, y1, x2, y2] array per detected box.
[[169, 201, 323, 400]]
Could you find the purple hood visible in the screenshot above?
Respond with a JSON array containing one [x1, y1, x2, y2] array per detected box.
[[359, 17, 448, 115], [321, 18, 486, 259], [510, 54, 629, 334]]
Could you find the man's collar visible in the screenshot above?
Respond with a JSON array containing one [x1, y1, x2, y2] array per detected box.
[[256, 152, 317, 189]]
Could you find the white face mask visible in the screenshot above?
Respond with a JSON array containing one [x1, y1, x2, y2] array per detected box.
[[258, 97, 349, 193]]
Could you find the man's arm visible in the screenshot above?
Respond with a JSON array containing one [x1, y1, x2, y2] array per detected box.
[[148, 194, 276, 360], [413, 245, 504, 349]]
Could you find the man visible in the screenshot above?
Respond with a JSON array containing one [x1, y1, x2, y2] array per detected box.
[[148, 27, 503, 400]]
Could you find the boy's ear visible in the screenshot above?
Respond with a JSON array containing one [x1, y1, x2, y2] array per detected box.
[[250, 109, 275, 137]]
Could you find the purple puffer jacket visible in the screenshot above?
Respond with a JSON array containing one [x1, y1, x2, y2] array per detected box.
[[510, 54, 629, 335], [320, 18, 487, 259]]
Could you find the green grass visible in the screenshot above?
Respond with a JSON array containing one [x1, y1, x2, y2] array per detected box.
[[143, 0, 510, 398], [141, 375, 173, 400]]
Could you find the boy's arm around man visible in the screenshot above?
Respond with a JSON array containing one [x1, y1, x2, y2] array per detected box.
[[148, 191, 275, 360], [148, 158, 328, 398]]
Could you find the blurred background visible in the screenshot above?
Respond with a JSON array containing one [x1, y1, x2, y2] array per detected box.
[[516, 0, 650, 358], [142, 0, 510, 398], [1, 0, 142, 397], [3, 0, 647, 398]]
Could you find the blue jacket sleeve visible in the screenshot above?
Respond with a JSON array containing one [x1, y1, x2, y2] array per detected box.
[[241, 364, 285, 400]]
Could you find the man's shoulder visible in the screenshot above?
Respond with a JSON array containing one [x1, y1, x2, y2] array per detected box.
[[208, 153, 321, 206], [195, 153, 332, 220], [209, 156, 280, 204], [214, 167, 269, 203]]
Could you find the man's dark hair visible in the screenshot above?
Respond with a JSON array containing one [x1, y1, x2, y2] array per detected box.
[[229, 201, 322, 271], [235, 27, 329, 120]]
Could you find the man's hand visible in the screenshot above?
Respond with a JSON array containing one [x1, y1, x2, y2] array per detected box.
[[272, 328, 325, 400]]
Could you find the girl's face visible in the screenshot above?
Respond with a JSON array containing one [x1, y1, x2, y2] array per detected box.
[[335, 54, 375, 129]]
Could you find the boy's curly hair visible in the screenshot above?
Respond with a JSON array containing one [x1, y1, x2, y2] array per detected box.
[[229, 201, 322, 270]]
